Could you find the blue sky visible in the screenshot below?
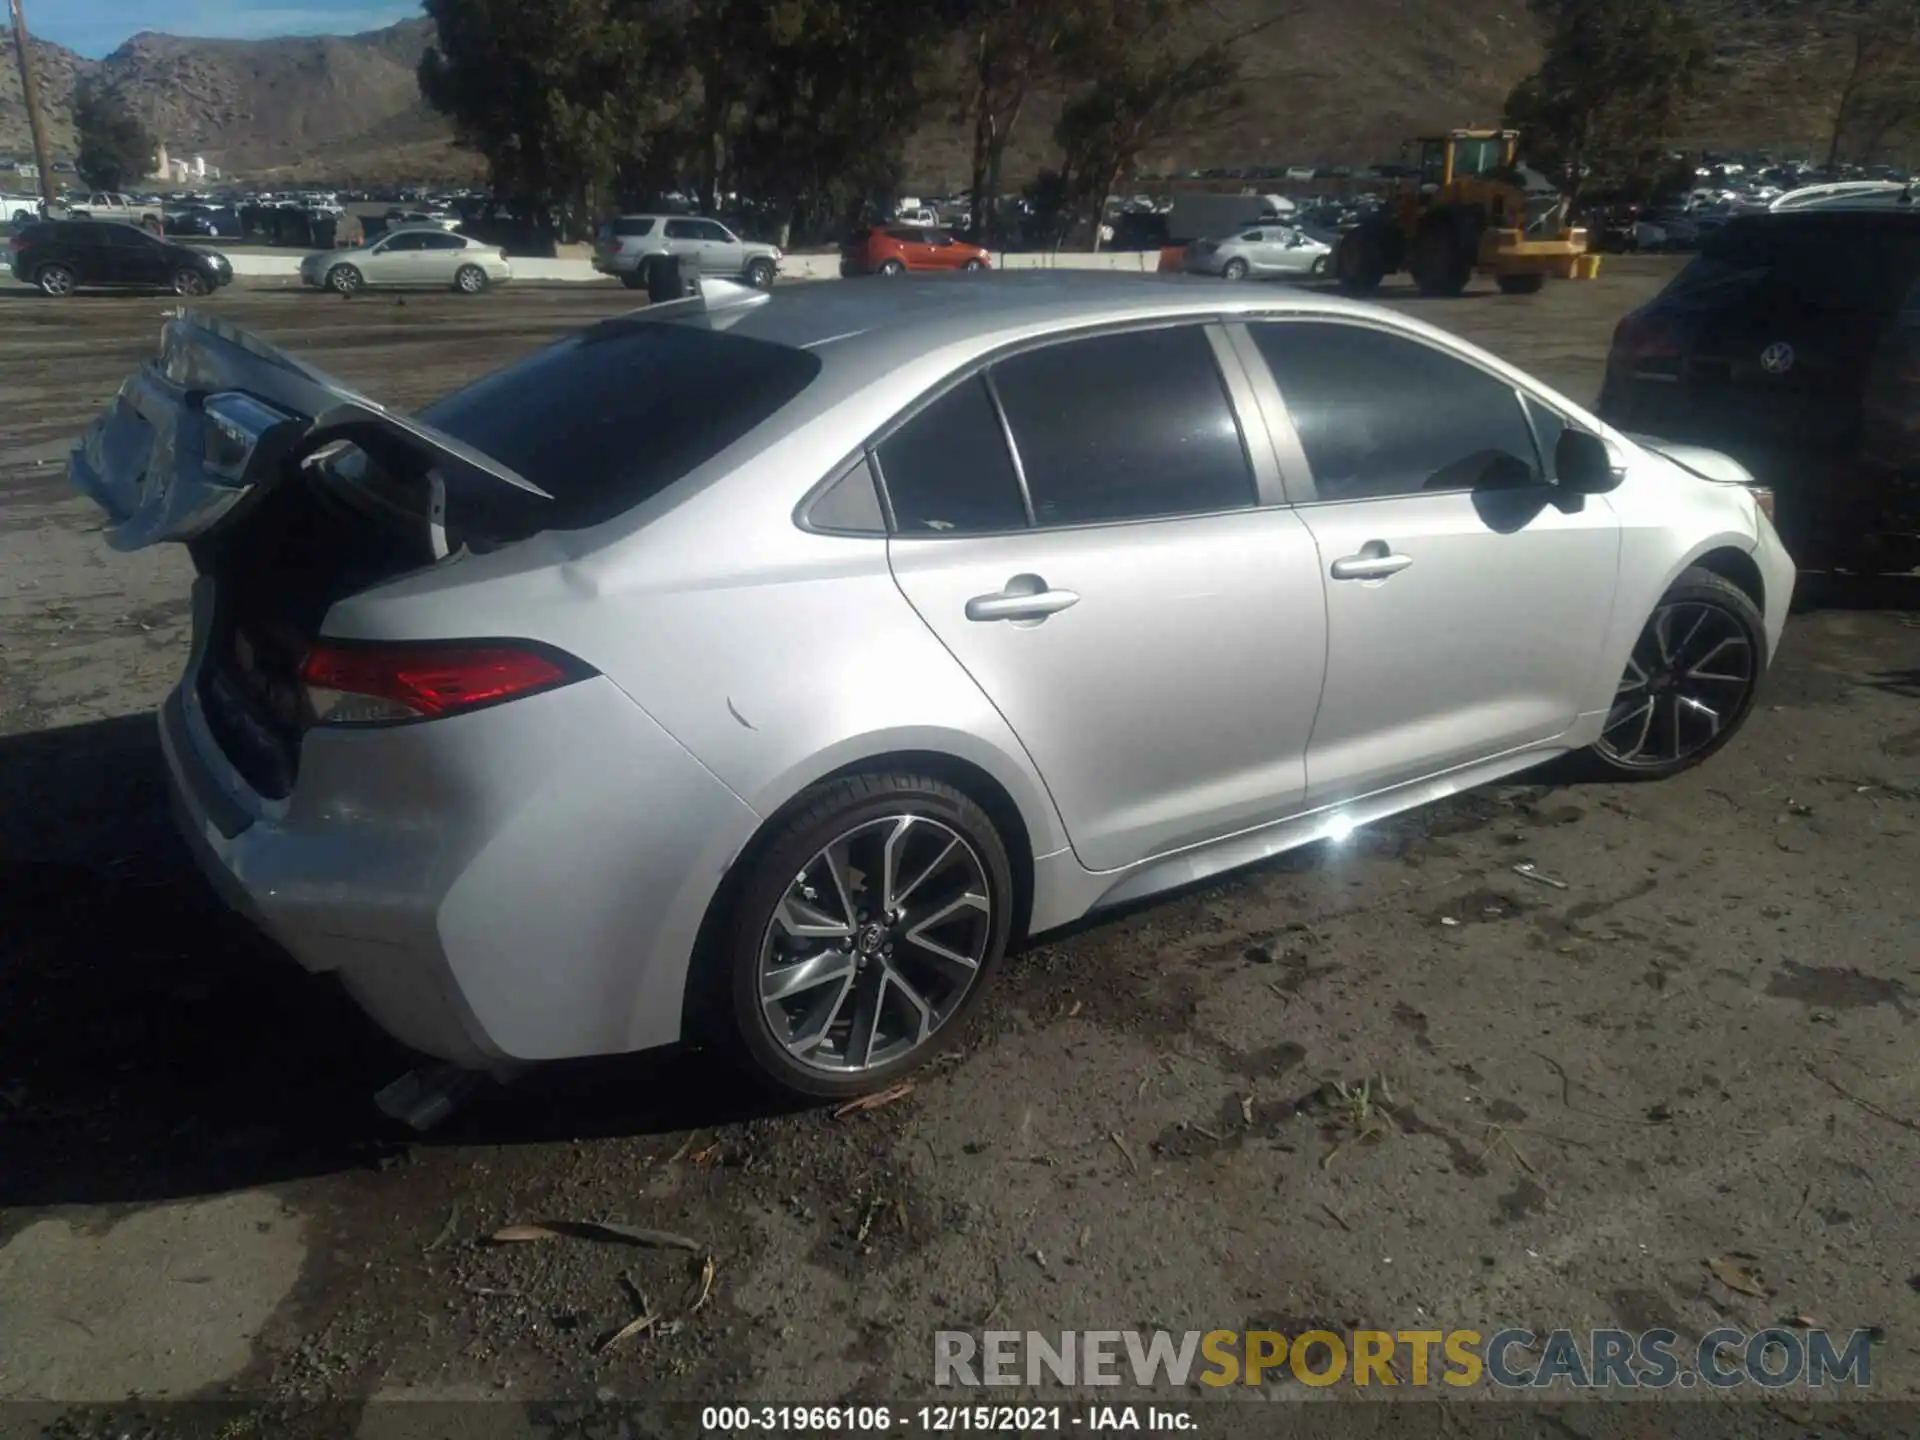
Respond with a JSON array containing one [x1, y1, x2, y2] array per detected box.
[[35, 2, 424, 59]]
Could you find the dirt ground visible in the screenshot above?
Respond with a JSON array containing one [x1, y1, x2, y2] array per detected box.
[[1, 264, 1918, 1432]]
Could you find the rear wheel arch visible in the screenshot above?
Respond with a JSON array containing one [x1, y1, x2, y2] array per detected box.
[[680, 749, 1040, 1045]]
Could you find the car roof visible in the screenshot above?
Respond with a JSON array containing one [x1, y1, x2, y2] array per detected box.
[[676, 272, 1426, 379], [379, 223, 461, 236]]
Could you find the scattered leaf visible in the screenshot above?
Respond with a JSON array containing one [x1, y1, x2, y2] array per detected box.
[[689, 1142, 723, 1166], [1782, 1313, 1818, 1329], [1707, 1255, 1769, 1298], [685, 1254, 716, 1315], [597, 1308, 657, 1353], [1110, 1132, 1139, 1172], [833, 1081, 916, 1119], [489, 1223, 560, 1244]]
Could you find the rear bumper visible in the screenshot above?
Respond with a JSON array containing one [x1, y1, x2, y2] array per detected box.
[[160, 590, 761, 1068], [592, 252, 642, 276]]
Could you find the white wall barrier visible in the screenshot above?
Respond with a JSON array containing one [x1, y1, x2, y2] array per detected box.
[[222, 248, 1169, 284]]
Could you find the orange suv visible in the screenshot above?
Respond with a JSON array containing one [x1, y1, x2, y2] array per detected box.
[[841, 225, 991, 276]]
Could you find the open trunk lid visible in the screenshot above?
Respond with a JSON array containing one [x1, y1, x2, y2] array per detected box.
[[68, 308, 550, 555]]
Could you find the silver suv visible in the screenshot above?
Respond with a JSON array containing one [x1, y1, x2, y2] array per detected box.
[[593, 214, 782, 290]]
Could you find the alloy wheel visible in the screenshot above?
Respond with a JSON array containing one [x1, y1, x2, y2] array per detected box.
[[38, 266, 74, 297], [457, 266, 484, 293], [173, 269, 208, 297], [1595, 601, 1755, 769], [757, 814, 994, 1075]]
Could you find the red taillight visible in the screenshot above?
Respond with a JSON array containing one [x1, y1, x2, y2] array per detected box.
[[298, 640, 588, 726], [8, 236, 27, 252], [1613, 312, 1681, 362]]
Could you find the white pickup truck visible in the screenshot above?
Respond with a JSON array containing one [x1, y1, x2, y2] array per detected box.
[[3, 191, 43, 226], [47, 192, 166, 233]]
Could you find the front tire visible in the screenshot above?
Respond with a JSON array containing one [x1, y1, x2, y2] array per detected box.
[[1584, 568, 1765, 780], [1222, 257, 1250, 280], [745, 257, 776, 290], [35, 263, 75, 297], [1411, 222, 1471, 297], [454, 263, 488, 294], [878, 258, 906, 276], [962, 258, 986, 272], [326, 263, 362, 295], [1335, 231, 1385, 295], [716, 773, 1014, 1100], [173, 268, 209, 297]]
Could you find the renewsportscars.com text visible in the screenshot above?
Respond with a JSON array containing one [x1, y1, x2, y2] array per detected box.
[[934, 1327, 1874, 1390]]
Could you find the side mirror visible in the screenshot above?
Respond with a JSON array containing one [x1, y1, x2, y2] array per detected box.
[[1556, 428, 1625, 494]]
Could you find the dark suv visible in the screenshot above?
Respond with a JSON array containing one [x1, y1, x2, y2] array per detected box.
[[1598, 208, 1920, 572], [9, 219, 233, 298]]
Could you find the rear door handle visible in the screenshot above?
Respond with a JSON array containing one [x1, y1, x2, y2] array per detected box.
[[1330, 544, 1414, 581], [965, 577, 1080, 623]]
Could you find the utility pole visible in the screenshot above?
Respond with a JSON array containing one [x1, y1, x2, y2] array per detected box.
[[8, 0, 57, 210]]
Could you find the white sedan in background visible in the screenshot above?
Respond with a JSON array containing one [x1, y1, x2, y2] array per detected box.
[[1185, 225, 1332, 281], [300, 225, 512, 295]]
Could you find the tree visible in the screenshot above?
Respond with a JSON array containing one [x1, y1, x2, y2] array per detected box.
[[418, 0, 671, 240], [73, 82, 154, 192], [726, 0, 952, 244], [950, 0, 1079, 242], [1504, 0, 1707, 203], [1818, 0, 1920, 166], [1050, 0, 1285, 248]]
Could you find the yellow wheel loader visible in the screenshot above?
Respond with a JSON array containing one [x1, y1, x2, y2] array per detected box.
[[1334, 129, 1597, 298]]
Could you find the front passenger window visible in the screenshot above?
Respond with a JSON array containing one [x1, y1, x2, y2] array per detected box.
[[1249, 321, 1541, 500]]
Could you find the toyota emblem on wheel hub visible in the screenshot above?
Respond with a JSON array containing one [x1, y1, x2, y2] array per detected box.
[[1760, 342, 1795, 374]]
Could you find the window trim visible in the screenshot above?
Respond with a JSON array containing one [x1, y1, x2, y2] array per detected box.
[[794, 449, 891, 537], [1230, 312, 1565, 507], [860, 316, 1279, 540]]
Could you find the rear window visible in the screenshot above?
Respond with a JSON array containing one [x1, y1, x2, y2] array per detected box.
[[414, 320, 822, 539], [612, 216, 655, 237], [1664, 218, 1920, 313]]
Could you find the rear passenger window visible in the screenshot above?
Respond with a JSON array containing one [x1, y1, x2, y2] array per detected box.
[[1250, 321, 1540, 500], [992, 326, 1254, 526], [876, 377, 1029, 535], [613, 217, 656, 237], [805, 455, 887, 535]]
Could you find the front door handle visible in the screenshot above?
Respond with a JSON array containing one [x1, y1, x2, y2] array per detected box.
[[1330, 542, 1414, 581], [965, 575, 1081, 623]]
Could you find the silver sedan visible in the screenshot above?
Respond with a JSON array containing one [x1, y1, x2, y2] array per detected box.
[[1186, 225, 1333, 280], [300, 225, 512, 294], [68, 275, 1794, 1101]]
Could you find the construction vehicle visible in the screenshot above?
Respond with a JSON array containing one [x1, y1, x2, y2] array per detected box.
[[1333, 128, 1595, 297]]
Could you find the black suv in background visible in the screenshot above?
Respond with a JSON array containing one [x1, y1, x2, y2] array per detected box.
[[9, 219, 233, 298], [1598, 208, 1920, 573]]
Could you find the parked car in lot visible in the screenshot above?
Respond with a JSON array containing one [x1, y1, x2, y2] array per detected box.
[[299, 226, 511, 294], [593, 214, 782, 290], [46, 191, 166, 234], [1184, 225, 1332, 280], [9, 219, 232, 297], [67, 274, 1791, 1100], [1599, 206, 1920, 573], [4, 190, 42, 226], [841, 225, 991, 276]]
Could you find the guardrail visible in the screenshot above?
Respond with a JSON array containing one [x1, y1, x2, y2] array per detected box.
[[221, 249, 1175, 284]]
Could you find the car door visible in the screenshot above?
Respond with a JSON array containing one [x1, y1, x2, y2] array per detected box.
[[58, 222, 114, 282], [1239, 318, 1622, 804], [882, 323, 1329, 872], [363, 230, 426, 284], [696, 219, 746, 274], [661, 218, 705, 266], [103, 225, 171, 286], [417, 231, 468, 283]]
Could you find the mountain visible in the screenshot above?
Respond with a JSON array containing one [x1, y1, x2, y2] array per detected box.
[[0, 18, 464, 177], [0, 4, 1886, 187]]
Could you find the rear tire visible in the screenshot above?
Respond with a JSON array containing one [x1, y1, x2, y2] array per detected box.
[[619, 271, 646, 290], [454, 263, 488, 294], [1497, 272, 1546, 295], [1580, 568, 1766, 781], [9, 208, 30, 226], [35, 263, 75, 297], [326, 264, 362, 295], [711, 772, 1014, 1101], [878, 258, 906, 276], [1411, 222, 1471, 297]]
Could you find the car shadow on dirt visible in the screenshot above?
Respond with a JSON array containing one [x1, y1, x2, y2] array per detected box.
[[1790, 569, 1920, 614], [0, 714, 797, 1211]]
